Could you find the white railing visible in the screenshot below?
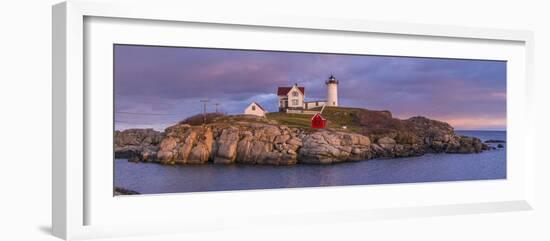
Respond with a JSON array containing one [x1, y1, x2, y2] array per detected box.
[[286, 109, 320, 115]]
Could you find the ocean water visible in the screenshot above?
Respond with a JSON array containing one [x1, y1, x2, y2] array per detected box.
[[114, 130, 506, 194]]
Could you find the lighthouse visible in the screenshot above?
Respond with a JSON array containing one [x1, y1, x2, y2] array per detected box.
[[325, 75, 339, 106]]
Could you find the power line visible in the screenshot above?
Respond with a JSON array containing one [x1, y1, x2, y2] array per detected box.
[[115, 111, 182, 116], [116, 99, 221, 118], [115, 120, 177, 124], [200, 99, 210, 124]]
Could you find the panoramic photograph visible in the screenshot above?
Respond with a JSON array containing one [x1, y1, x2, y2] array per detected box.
[[113, 44, 506, 195]]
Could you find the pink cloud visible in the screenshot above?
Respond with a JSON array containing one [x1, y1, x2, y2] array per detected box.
[[440, 117, 506, 130]]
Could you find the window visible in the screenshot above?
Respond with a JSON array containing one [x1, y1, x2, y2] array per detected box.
[[252, 105, 256, 111], [292, 99, 298, 105], [292, 91, 298, 97]]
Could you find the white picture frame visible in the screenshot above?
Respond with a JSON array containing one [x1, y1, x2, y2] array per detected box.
[[52, 0, 535, 240]]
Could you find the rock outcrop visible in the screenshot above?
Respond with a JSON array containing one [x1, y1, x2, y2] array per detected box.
[[299, 131, 372, 164], [117, 117, 489, 165], [155, 122, 300, 165], [114, 128, 163, 161]]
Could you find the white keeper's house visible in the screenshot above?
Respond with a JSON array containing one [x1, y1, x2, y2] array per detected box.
[[277, 75, 340, 112]]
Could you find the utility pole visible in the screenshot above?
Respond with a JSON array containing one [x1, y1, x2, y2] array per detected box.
[[200, 99, 210, 124], [214, 103, 220, 113]]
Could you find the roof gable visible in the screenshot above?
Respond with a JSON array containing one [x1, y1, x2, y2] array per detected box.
[[251, 102, 266, 111], [311, 113, 326, 121], [277, 86, 305, 96]]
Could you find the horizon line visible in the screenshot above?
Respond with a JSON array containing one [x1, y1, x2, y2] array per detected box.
[[455, 129, 506, 132]]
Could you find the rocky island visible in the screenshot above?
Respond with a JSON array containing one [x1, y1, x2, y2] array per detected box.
[[115, 107, 492, 165]]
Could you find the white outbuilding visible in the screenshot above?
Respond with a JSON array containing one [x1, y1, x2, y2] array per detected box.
[[244, 102, 267, 117]]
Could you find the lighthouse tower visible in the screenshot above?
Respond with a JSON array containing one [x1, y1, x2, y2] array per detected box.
[[325, 75, 339, 106]]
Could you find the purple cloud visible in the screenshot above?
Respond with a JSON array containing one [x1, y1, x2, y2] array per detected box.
[[114, 45, 506, 131]]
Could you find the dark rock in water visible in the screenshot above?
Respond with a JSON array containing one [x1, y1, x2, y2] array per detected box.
[[485, 139, 506, 143], [497, 144, 504, 148], [114, 187, 140, 195]]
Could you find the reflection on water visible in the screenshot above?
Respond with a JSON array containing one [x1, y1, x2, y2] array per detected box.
[[115, 131, 506, 194]]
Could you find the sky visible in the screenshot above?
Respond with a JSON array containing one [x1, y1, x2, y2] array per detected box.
[[114, 44, 506, 131]]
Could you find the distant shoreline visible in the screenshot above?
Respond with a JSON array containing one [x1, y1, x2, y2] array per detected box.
[[455, 130, 506, 132]]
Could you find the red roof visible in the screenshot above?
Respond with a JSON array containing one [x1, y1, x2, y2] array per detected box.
[[252, 102, 266, 111], [277, 86, 305, 96], [311, 113, 326, 121]]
